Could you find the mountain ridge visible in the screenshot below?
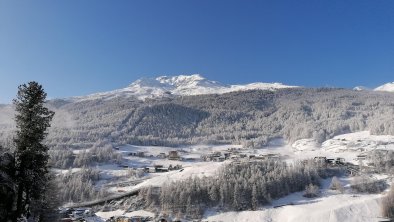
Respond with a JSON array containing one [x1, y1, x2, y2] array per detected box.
[[70, 74, 298, 101]]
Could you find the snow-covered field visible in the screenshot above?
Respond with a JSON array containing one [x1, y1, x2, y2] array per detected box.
[[73, 131, 394, 221], [204, 193, 382, 222], [203, 177, 385, 222], [95, 210, 154, 220]]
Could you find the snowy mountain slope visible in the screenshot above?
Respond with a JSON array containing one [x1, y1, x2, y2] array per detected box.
[[374, 82, 394, 92], [322, 131, 394, 153], [96, 193, 382, 222], [71, 74, 298, 101], [204, 193, 382, 222]]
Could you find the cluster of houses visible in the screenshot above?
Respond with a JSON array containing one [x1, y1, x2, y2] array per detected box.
[[128, 151, 182, 161], [128, 151, 147, 157], [144, 164, 183, 173], [128, 149, 283, 163], [105, 215, 153, 222], [117, 150, 185, 174], [313, 156, 346, 165], [201, 148, 280, 162], [104, 215, 189, 222], [59, 207, 95, 221], [59, 207, 155, 222]]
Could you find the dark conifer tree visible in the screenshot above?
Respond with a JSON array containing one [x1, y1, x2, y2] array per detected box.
[[0, 146, 16, 222], [13, 82, 54, 221]]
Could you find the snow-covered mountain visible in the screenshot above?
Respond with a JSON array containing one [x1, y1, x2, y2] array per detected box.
[[353, 86, 370, 91], [71, 74, 298, 101], [374, 82, 394, 92]]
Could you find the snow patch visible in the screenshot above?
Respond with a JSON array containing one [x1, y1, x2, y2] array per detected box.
[[322, 131, 394, 153], [292, 139, 319, 151], [204, 194, 382, 222]]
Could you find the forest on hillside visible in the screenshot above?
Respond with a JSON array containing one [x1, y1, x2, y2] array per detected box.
[[1, 88, 394, 150]]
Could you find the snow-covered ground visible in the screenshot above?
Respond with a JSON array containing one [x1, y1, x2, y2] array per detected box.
[[322, 131, 394, 153], [204, 193, 382, 222], [203, 177, 385, 222], [94, 144, 238, 193], [95, 210, 154, 220], [83, 131, 394, 221]]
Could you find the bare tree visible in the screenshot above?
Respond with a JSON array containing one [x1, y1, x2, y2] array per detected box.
[[382, 185, 394, 219], [304, 184, 319, 198], [329, 176, 344, 193]]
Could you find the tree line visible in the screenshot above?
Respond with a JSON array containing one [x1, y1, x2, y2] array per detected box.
[[1, 88, 394, 149]]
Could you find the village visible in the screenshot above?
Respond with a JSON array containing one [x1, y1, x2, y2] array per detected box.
[[56, 131, 394, 222], [119, 147, 283, 174], [59, 145, 289, 221]]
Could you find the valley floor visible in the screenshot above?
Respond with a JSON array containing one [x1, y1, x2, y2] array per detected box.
[[62, 131, 394, 221]]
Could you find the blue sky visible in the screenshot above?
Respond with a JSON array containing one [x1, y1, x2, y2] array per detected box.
[[1, 0, 394, 103]]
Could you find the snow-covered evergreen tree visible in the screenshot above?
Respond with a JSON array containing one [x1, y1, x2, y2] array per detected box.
[[13, 82, 55, 220]]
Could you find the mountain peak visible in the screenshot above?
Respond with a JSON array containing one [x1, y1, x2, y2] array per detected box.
[[374, 82, 394, 92], [155, 74, 223, 88], [157, 74, 205, 81], [353, 86, 370, 91], [74, 74, 298, 101]]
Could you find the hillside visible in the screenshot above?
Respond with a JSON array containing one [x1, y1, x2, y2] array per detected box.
[[2, 86, 394, 150]]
